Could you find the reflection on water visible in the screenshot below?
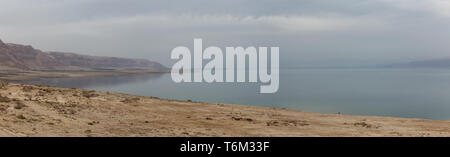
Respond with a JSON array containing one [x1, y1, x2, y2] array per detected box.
[[18, 73, 164, 88]]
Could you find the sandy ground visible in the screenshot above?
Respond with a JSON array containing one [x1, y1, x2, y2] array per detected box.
[[0, 81, 448, 137]]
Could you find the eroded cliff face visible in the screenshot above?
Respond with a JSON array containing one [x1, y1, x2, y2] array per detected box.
[[0, 40, 33, 70], [0, 39, 165, 71], [0, 39, 6, 48], [3, 43, 71, 70]]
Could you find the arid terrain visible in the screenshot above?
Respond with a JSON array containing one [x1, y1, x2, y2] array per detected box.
[[0, 81, 449, 137]]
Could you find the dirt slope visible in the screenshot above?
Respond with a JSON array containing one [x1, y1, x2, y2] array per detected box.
[[0, 81, 448, 137]]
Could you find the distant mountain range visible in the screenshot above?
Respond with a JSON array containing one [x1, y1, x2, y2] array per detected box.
[[0, 39, 165, 71], [386, 58, 450, 68]]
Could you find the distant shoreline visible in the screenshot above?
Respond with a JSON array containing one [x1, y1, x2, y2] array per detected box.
[[0, 69, 169, 81]]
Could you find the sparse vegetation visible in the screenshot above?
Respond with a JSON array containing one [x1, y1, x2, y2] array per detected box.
[[231, 117, 253, 122], [22, 86, 33, 92], [354, 122, 378, 128], [266, 120, 309, 127], [42, 88, 53, 93], [0, 81, 8, 89], [82, 91, 99, 98], [88, 121, 100, 125], [0, 104, 8, 112], [121, 97, 140, 103], [16, 114, 26, 120], [36, 91, 46, 96], [0, 95, 11, 102], [14, 101, 27, 109]]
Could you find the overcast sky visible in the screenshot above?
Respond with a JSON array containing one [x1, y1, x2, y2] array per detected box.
[[1, 0, 450, 67]]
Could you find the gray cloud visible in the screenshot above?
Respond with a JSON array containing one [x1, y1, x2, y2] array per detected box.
[[1, 0, 450, 67]]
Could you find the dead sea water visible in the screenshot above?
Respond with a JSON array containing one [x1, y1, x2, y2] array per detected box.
[[22, 68, 450, 120]]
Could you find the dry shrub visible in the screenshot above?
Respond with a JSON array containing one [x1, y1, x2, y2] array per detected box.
[[22, 86, 33, 92], [16, 114, 26, 120], [82, 91, 99, 98], [0, 95, 11, 102], [14, 101, 27, 109], [121, 97, 140, 103], [0, 81, 8, 89]]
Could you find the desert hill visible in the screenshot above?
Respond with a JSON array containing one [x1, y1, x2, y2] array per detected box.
[[0, 39, 165, 71]]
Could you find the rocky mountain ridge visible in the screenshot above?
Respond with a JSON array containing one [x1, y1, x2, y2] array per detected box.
[[0, 39, 165, 71]]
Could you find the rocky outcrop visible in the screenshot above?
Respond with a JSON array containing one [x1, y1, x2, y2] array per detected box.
[[0, 39, 7, 48], [0, 39, 165, 71]]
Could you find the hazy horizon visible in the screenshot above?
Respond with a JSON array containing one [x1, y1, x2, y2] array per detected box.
[[1, 0, 450, 67]]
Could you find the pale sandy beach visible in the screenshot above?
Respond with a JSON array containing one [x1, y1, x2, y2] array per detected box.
[[0, 80, 449, 137]]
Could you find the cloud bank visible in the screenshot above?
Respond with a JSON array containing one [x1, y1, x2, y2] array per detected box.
[[1, 0, 449, 67]]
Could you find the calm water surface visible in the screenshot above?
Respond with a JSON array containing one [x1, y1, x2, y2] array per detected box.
[[22, 69, 450, 120]]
